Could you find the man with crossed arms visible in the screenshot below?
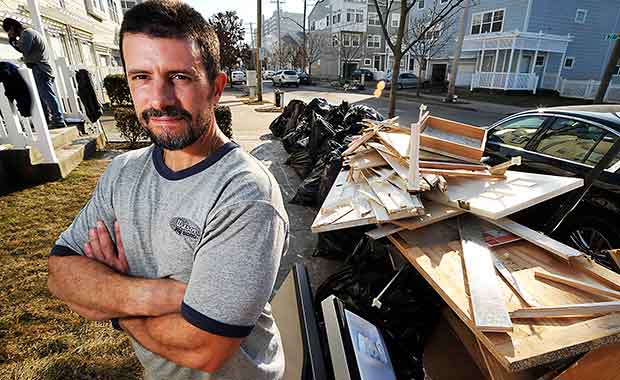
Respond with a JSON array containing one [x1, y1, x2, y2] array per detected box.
[[47, 1, 288, 379]]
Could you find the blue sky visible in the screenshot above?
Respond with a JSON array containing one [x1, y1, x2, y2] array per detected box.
[[185, 0, 308, 41]]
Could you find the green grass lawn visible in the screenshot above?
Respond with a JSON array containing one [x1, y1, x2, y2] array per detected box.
[[0, 159, 142, 380]]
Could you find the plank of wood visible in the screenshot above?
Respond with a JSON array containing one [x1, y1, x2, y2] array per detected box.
[[373, 146, 410, 180], [367, 177, 418, 214], [420, 168, 505, 179], [570, 256, 620, 292], [420, 160, 488, 171], [424, 115, 487, 140], [391, 201, 464, 230], [534, 271, 620, 300], [376, 131, 410, 158], [342, 130, 376, 156], [420, 134, 484, 163], [495, 259, 538, 307], [408, 121, 421, 191], [388, 219, 620, 371], [553, 343, 620, 380], [510, 301, 620, 319], [482, 217, 583, 262], [489, 156, 522, 176], [347, 149, 387, 169], [425, 170, 584, 220], [365, 223, 406, 240], [458, 215, 513, 333]]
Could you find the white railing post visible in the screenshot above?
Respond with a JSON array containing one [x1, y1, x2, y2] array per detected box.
[[19, 68, 58, 164], [0, 83, 27, 148], [56, 58, 81, 114]]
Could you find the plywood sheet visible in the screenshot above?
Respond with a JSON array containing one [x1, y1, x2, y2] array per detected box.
[[392, 201, 464, 230], [553, 343, 620, 380], [425, 171, 584, 220], [388, 219, 620, 371]]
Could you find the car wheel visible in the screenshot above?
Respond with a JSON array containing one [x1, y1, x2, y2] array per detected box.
[[398, 83, 403, 89], [295, 83, 299, 88], [559, 216, 620, 271]]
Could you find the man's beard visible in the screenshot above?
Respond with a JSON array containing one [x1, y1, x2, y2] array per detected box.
[[141, 106, 210, 150]]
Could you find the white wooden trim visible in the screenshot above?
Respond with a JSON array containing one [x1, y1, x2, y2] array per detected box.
[[510, 301, 620, 319], [534, 271, 620, 300]]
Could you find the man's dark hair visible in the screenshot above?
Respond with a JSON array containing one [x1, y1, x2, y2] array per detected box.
[[119, 0, 220, 80], [2, 18, 23, 33]]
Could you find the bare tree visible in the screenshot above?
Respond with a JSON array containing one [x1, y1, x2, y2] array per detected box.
[[372, 0, 464, 118], [306, 31, 326, 78], [409, 5, 456, 96]]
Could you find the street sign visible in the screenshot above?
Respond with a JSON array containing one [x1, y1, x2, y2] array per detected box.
[[606, 33, 620, 40]]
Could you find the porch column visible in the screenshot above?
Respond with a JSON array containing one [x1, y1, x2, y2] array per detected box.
[[555, 46, 568, 91], [516, 49, 523, 73], [504, 37, 516, 90], [493, 49, 500, 72]]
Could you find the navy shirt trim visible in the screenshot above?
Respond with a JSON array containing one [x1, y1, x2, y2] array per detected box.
[[50, 244, 81, 257], [153, 142, 239, 181], [181, 302, 254, 338]]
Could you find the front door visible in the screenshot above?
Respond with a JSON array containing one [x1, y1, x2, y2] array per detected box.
[[343, 62, 357, 80], [431, 64, 447, 85]]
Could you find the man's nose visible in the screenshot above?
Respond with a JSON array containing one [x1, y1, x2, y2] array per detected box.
[[150, 78, 176, 110]]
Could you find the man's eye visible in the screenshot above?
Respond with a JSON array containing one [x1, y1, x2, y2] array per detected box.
[[172, 74, 190, 81], [132, 74, 148, 81]]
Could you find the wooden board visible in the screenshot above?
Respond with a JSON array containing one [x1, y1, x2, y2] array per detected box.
[[482, 217, 583, 262], [419, 116, 487, 163], [347, 149, 387, 169], [534, 271, 620, 300], [425, 170, 584, 220], [391, 201, 464, 230], [365, 223, 405, 240], [458, 215, 513, 333], [510, 302, 620, 319], [553, 343, 620, 380], [387, 219, 620, 372], [376, 131, 410, 158]]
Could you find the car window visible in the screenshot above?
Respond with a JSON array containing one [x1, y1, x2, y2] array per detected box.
[[284, 70, 297, 75], [488, 116, 548, 148], [532, 118, 610, 163], [585, 132, 620, 167]]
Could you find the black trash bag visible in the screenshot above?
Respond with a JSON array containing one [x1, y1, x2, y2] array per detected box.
[[269, 99, 306, 137], [281, 119, 310, 153], [317, 145, 345, 205], [308, 113, 337, 159], [324, 100, 350, 129], [290, 156, 325, 206], [337, 104, 384, 139], [285, 150, 314, 179], [305, 97, 333, 117]]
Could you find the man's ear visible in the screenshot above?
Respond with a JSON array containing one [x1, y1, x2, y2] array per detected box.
[[211, 72, 228, 103]]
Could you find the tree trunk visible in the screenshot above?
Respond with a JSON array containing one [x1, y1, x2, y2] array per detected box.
[[416, 63, 423, 97], [595, 38, 620, 103], [388, 52, 402, 119]]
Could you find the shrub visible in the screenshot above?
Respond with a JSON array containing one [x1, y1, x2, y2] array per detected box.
[[215, 105, 233, 139], [103, 74, 132, 107], [113, 106, 147, 146]]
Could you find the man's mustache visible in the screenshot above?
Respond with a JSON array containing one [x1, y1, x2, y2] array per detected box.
[[142, 106, 192, 123]]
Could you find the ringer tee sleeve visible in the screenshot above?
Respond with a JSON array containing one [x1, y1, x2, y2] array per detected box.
[[181, 200, 288, 338], [50, 161, 117, 257]]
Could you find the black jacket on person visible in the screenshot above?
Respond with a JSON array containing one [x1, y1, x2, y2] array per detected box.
[[0, 61, 32, 117], [75, 69, 102, 123]]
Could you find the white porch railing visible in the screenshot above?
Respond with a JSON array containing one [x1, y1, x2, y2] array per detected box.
[[559, 79, 620, 103], [470, 72, 539, 93], [0, 68, 58, 163]]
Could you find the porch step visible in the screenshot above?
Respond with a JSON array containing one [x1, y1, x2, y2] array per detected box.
[[28, 126, 80, 164], [54, 136, 100, 178]]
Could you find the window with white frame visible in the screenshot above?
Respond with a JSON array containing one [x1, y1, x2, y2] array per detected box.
[[108, 0, 119, 23], [85, 0, 107, 19], [418, 0, 425, 9], [575, 8, 587, 24], [347, 9, 355, 22], [424, 23, 442, 40], [367, 34, 381, 48], [343, 33, 351, 47], [471, 9, 504, 34], [311, 21, 316, 31], [332, 34, 339, 47], [368, 12, 379, 25], [333, 11, 341, 24], [355, 9, 364, 23], [535, 55, 545, 66], [352, 34, 360, 47], [391, 13, 400, 28], [364, 58, 372, 66], [326, 15, 330, 26], [564, 57, 575, 69]]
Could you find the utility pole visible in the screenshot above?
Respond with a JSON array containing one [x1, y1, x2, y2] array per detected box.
[[256, 0, 263, 101], [446, 0, 469, 102], [271, 0, 284, 67], [595, 38, 620, 103], [302, 0, 307, 71]]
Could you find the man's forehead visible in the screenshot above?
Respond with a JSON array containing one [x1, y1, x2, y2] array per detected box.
[[123, 33, 202, 69]]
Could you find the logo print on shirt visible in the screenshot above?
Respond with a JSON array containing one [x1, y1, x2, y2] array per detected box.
[[169, 217, 201, 240]]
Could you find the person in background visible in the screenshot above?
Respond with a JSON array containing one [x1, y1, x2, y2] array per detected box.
[[2, 18, 66, 128]]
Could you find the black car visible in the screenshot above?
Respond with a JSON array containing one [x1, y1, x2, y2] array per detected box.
[[351, 68, 374, 81], [297, 71, 311, 85], [484, 105, 620, 270]]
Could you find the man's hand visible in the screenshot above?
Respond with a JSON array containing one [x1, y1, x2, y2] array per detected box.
[[84, 220, 129, 273]]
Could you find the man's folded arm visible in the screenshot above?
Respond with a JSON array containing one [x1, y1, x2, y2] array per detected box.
[[48, 248, 185, 320]]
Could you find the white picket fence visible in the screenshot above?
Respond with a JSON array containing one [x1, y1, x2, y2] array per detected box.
[[0, 57, 123, 164], [470, 72, 539, 93], [559, 78, 620, 103]]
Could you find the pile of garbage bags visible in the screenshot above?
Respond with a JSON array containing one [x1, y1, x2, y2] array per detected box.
[[269, 97, 384, 207]]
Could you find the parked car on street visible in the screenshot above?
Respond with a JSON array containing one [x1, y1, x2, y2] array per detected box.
[[262, 70, 276, 80], [272, 70, 299, 87], [230, 70, 246, 84], [484, 105, 620, 270], [384, 72, 418, 89], [297, 71, 311, 85], [351, 68, 374, 81]]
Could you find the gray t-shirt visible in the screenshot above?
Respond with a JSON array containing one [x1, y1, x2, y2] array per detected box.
[[14, 28, 53, 77], [51, 142, 289, 380]]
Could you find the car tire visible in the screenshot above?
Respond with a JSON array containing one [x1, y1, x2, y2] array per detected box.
[[398, 83, 403, 90], [295, 83, 299, 88], [557, 215, 620, 272]]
